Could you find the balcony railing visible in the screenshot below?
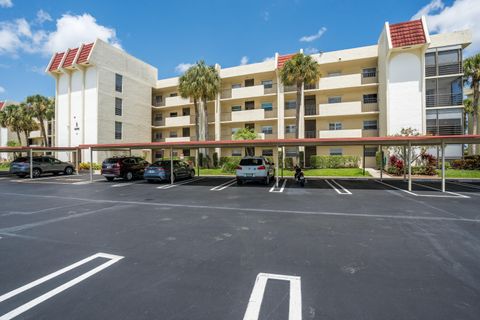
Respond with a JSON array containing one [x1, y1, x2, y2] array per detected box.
[[426, 62, 463, 77], [305, 105, 317, 116], [427, 125, 463, 136], [305, 130, 316, 138], [221, 84, 277, 99], [426, 93, 463, 108]]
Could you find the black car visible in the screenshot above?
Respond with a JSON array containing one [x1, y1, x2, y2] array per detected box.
[[101, 156, 149, 181]]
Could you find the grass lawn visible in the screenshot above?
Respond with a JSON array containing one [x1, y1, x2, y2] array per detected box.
[[0, 166, 9, 172], [438, 169, 480, 178], [197, 167, 370, 177]]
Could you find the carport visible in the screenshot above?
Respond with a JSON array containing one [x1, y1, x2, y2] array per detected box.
[[0, 146, 81, 179], [80, 134, 480, 193]]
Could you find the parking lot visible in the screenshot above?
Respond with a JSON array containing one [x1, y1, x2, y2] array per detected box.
[[1, 173, 480, 319]]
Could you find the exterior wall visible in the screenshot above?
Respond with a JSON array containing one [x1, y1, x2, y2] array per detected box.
[[56, 73, 70, 160]]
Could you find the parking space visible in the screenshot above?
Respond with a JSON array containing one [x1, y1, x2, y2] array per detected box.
[[1, 175, 480, 319]]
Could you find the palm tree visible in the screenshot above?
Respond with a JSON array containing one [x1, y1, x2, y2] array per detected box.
[[26, 95, 54, 147], [280, 53, 321, 139], [1, 105, 23, 145], [179, 66, 201, 141], [18, 104, 39, 146], [464, 54, 480, 154]]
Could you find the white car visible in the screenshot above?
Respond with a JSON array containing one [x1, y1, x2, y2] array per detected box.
[[236, 156, 275, 185]]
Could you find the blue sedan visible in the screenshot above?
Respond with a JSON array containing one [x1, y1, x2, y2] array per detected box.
[[144, 160, 195, 182]]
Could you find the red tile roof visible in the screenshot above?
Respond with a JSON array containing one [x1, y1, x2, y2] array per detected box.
[[77, 43, 94, 64], [0, 102, 4, 111], [62, 47, 79, 68], [277, 53, 296, 68], [389, 19, 426, 48], [48, 52, 65, 72]]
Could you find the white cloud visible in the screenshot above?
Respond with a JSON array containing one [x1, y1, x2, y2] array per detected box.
[[263, 56, 274, 62], [0, 13, 121, 57], [304, 47, 319, 55], [175, 63, 194, 73], [412, 0, 480, 55], [30, 65, 46, 75], [240, 56, 248, 65], [43, 14, 121, 54], [0, 86, 5, 93], [299, 27, 327, 42], [35, 10, 52, 24], [0, 0, 13, 8]]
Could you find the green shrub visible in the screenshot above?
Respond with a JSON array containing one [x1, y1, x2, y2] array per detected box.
[[309, 155, 359, 169], [299, 151, 305, 168], [284, 157, 294, 169], [0, 162, 10, 169], [451, 156, 480, 170], [375, 151, 383, 170], [198, 152, 204, 167], [212, 152, 219, 168], [79, 162, 101, 170], [220, 156, 242, 173]]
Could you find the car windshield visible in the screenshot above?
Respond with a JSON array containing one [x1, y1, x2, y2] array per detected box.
[[151, 160, 177, 167], [239, 158, 263, 166], [12, 157, 29, 163], [104, 158, 121, 164]]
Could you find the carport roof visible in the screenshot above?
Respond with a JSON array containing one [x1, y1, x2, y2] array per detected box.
[[79, 135, 480, 150], [0, 146, 79, 152]]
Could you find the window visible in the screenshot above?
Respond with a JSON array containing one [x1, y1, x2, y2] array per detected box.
[[170, 131, 178, 138], [427, 108, 463, 135], [362, 68, 377, 78], [364, 147, 377, 157], [231, 83, 241, 89], [245, 123, 255, 130], [169, 93, 178, 97], [329, 122, 342, 130], [285, 100, 296, 110], [261, 126, 273, 134], [170, 112, 178, 117], [245, 101, 255, 110], [182, 108, 190, 116], [114, 121, 122, 140], [115, 98, 122, 116], [115, 74, 122, 92], [327, 71, 341, 77], [231, 105, 242, 112], [262, 80, 273, 89], [232, 149, 242, 156], [285, 125, 296, 134], [153, 132, 162, 141], [154, 95, 163, 106], [329, 148, 343, 156], [328, 96, 342, 104], [182, 127, 190, 137], [261, 102, 273, 111], [154, 151, 163, 159], [182, 149, 190, 157], [245, 79, 254, 87], [426, 76, 463, 107], [262, 149, 273, 156], [363, 94, 378, 104], [363, 120, 378, 130], [285, 147, 298, 157], [231, 128, 240, 134]]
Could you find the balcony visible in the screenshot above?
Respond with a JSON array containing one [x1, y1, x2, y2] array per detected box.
[[305, 105, 317, 116], [165, 136, 191, 142], [305, 130, 316, 138], [29, 130, 42, 139], [165, 115, 192, 127], [221, 84, 276, 99], [230, 133, 266, 140], [159, 96, 191, 107], [224, 109, 265, 122], [426, 93, 463, 108], [426, 62, 462, 77], [319, 101, 362, 116], [319, 129, 362, 138]]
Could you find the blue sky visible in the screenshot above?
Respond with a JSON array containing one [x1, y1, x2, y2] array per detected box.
[[0, 0, 478, 102]]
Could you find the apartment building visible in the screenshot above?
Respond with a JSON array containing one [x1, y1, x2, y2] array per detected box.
[[46, 17, 472, 165]]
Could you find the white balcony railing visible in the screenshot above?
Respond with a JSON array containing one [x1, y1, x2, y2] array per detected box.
[[319, 129, 362, 138], [164, 115, 191, 127], [231, 109, 265, 122], [231, 133, 265, 140], [319, 101, 362, 116], [222, 84, 270, 100], [165, 136, 191, 142], [318, 74, 362, 90], [164, 96, 191, 107]]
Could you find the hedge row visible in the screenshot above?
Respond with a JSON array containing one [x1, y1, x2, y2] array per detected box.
[[310, 155, 359, 169], [451, 155, 480, 170]]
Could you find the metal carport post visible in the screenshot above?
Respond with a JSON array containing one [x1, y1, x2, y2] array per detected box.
[[407, 141, 412, 192], [29, 148, 33, 179], [170, 147, 174, 185], [441, 140, 446, 192], [275, 145, 279, 188], [89, 147, 93, 183]]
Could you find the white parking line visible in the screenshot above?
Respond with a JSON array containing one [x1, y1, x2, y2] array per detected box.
[[243, 273, 301, 320], [374, 180, 470, 198], [412, 182, 469, 198], [210, 178, 237, 191], [0, 252, 123, 320], [325, 179, 352, 195], [157, 177, 206, 189], [448, 181, 480, 191], [111, 182, 135, 188], [269, 179, 287, 193]]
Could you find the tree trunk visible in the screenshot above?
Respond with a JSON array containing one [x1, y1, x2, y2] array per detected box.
[[295, 82, 302, 139], [24, 131, 29, 146], [473, 80, 479, 154], [38, 115, 48, 147], [193, 98, 199, 141], [16, 131, 22, 146], [203, 98, 209, 142]]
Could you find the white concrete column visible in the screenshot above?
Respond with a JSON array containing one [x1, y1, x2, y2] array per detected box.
[[298, 82, 305, 139], [441, 140, 446, 192], [276, 73, 285, 139], [408, 141, 412, 192], [215, 64, 221, 151]]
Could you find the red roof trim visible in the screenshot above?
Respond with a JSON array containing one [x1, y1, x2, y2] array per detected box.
[[0, 102, 4, 111], [389, 19, 426, 48], [77, 42, 94, 64], [48, 52, 65, 72], [62, 47, 79, 68], [277, 53, 296, 68]]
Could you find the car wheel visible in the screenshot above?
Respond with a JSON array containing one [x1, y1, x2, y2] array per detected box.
[[64, 167, 74, 175], [125, 171, 134, 181], [32, 168, 42, 178], [106, 177, 115, 182]]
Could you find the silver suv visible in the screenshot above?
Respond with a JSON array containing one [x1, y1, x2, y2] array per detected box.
[[236, 156, 275, 185], [10, 156, 75, 178]]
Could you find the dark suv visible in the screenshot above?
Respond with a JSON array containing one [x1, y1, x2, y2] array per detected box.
[[101, 156, 149, 181]]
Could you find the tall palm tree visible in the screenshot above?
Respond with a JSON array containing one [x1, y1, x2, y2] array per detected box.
[[197, 61, 221, 141], [280, 53, 321, 139], [464, 53, 480, 154], [179, 66, 201, 141], [26, 95, 54, 147], [1, 105, 23, 145], [19, 104, 39, 146]]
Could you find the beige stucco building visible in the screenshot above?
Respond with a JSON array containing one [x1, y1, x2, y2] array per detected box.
[[46, 17, 472, 166]]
